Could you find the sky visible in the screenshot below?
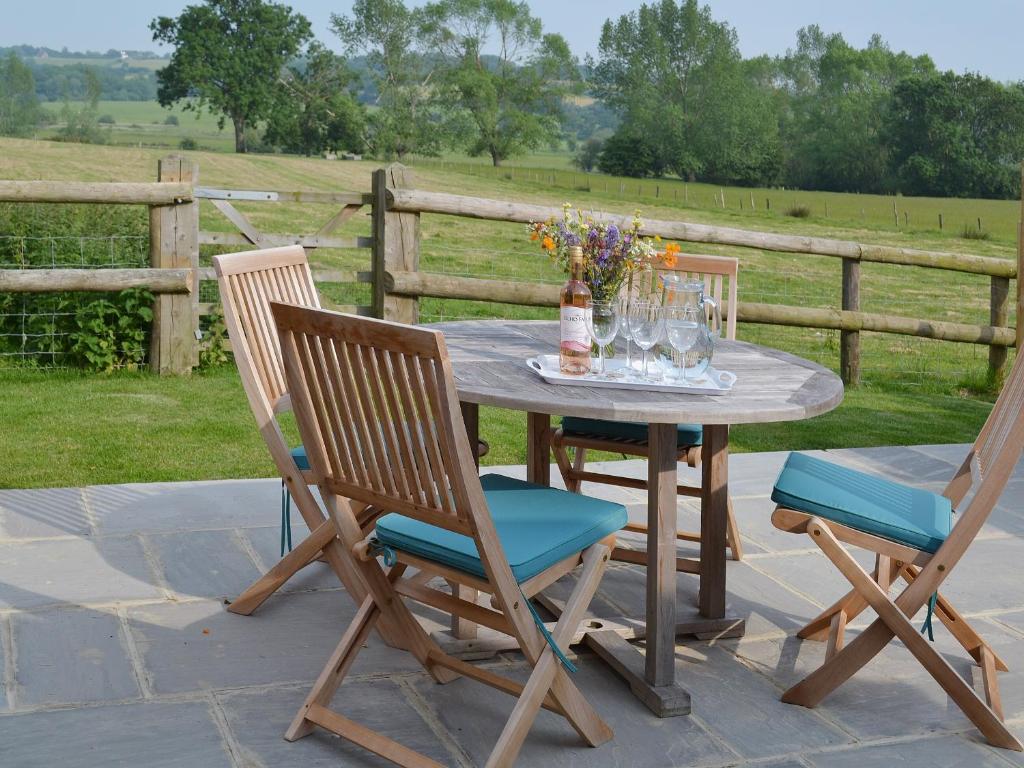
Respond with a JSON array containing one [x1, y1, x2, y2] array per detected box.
[[1, 0, 1021, 82]]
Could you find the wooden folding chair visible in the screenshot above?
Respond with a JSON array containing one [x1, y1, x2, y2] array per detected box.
[[552, 253, 744, 565], [213, 246, 373, 615], [272, 302, 627, 767], [769, 351, 1024, 751]]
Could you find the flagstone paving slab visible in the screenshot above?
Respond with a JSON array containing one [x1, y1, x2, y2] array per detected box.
[[10, 606, 140, 707]]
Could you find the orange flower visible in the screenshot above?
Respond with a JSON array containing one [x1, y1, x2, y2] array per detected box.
[[665, 242, 681, 255], [660, 252, 678, 268], [530, 231, 539, 241], [542, 236, 555, 251]]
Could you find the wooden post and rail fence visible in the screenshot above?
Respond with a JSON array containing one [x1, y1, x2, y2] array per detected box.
[[0, 157, 1021, 384]]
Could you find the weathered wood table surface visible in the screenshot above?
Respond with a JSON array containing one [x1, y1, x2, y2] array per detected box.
[[430, 320, 844, 717]]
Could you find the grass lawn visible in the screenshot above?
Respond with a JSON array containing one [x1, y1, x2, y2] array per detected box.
[[0, 364, 992, 489], [0, 136, 1017, 488]]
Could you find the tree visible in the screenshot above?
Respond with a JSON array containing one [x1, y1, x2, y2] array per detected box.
[[573, 137, 603, 172], [332, 0, 451, 160], [887, 72, 1024, 199], [591, 0, 779, 185], [264, 43, 366, 156], [151, 0, 312, 153], [58, 68, 107, 144], [0, 53, 40, 137], [777, 28, 934, 193], [418, 0, 578, 166]]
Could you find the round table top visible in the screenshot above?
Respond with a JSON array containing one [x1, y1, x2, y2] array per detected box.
[[429, 320, 844, 425]]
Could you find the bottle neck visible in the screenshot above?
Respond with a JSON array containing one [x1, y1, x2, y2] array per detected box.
[[570, 254, 584, 282]]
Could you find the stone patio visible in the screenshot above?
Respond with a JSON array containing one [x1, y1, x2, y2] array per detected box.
[[1, 444, 1023, 767]]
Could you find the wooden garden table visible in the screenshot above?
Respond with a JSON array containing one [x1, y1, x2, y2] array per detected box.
[[430, 319, 844, 717]]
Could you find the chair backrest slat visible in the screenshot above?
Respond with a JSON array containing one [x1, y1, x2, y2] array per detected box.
[[273, 303, 475, 536], [630, 253, 739, 341], [214, 245, 321, 417], [975, 356, 1024, 480]]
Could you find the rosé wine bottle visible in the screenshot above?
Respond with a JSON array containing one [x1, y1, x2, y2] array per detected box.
[[559, 246, 592, 375]]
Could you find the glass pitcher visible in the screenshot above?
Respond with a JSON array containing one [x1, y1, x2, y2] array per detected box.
[[660, 275, 722, 380]]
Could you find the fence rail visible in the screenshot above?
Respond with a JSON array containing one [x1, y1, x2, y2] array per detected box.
[[0, 159, 1021, 383]]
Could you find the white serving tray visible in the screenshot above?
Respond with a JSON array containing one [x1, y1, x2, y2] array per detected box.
[[526, 355, 736, 395]]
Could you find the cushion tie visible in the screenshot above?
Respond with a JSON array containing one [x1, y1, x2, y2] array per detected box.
[[280, 480, 293, 557], [522, 592, 576, 673], [366, 538, 397, 567], [920, 592, 939, 642]]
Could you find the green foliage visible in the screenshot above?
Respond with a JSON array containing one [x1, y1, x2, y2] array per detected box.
[[331, 0, 453, 160], [573, 137, 603, 172], [785, 205, 812, 218], [0, 52, 40, 137], [418, 0, 578, 166], [179, 137, 198, 150], [198, 306, 231, 369], [887, 72, 1024, 199], [0, 203, 152, 370], [592, 0, 779, 186], [263, 43, 366, 156], [960, 224, 991, 241], [57, 69, 107, 144], [97, 114, 115, 124], [597, 127, 660, 177], [151, 0, 313, 152], [69, 289, 153, 372], [164, 114, 179, 125]]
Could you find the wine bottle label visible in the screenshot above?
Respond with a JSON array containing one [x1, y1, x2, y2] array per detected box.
[[560, 307, 590, 352]]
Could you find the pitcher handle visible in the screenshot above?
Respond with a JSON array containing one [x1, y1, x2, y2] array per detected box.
[[704, 295, 722, 338]]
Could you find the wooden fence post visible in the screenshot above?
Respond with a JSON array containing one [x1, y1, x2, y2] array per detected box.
[[149, 155, 198, 374], [989, 276, 1010, 384], [372, 164, 420, 323], [841, 257, 861, 386], [1017, 165, 1024, 355]]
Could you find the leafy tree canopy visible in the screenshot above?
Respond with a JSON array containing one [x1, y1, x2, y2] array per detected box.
[[151, 0, 312, 152], [0, 53, 40, 138]]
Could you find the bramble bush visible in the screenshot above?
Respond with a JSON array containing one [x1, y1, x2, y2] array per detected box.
[[0, 202, 156, 370]]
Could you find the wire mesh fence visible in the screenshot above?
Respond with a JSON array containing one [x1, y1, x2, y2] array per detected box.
[[0, 234, 150, 367]]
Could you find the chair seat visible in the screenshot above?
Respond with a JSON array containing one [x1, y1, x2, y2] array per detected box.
[[375, 474, 628, 583], [291, 445, 310, 471], [561, 417, 703, 448], [771, 452, 952, 553]]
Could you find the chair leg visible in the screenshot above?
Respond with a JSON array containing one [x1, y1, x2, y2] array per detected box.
[[448, 580, 478, 640], [825, 610, 847, 661], [552, 439, 579, 494], [485, 544, 613, 768], [566, 447, 586, 493], [785, 519, 1022, 752], [901, 564, 1009, 672], [794, 553, 899, 640], [286, 595, 380, 741], [726, 495, 743, 561], [228, 519, 336, 615], [980, 646, 1005, 720]]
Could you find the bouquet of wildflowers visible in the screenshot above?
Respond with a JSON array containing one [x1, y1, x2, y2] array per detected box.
[[529, 203, 657, 302]]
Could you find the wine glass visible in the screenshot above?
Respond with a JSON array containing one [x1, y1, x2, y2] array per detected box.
[[586, 300, 620, 377], [628, 301, 664, 380], [664, 305, 700, 383]]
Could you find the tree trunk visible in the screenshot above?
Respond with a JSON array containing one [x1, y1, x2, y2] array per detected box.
[[233, 116, 247, 154], [491, 150, 501, 167]]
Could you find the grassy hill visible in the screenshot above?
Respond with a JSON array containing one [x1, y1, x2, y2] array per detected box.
[[0, 137, 1017, 487]]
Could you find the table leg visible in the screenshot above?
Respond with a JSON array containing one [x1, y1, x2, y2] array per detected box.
[[646, 422, 679, 687], [527, 411, 551, 486], [699, 425, 729, 618]]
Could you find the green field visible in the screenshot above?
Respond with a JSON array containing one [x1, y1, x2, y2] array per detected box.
[[39, 100, 236, 152], [0, 136, 1018, 488]]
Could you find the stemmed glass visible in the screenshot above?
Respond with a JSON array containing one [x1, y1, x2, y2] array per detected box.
[[628, 301, 664, 380], [586, 300, 620, 378], [664, 305, 700, 383]]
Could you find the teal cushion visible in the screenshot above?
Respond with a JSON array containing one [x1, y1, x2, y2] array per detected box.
[[561, 417, 703, 448], [771, 452, 952, 553], [374, 474, 627, 583], [291, 445, 310, 471]]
